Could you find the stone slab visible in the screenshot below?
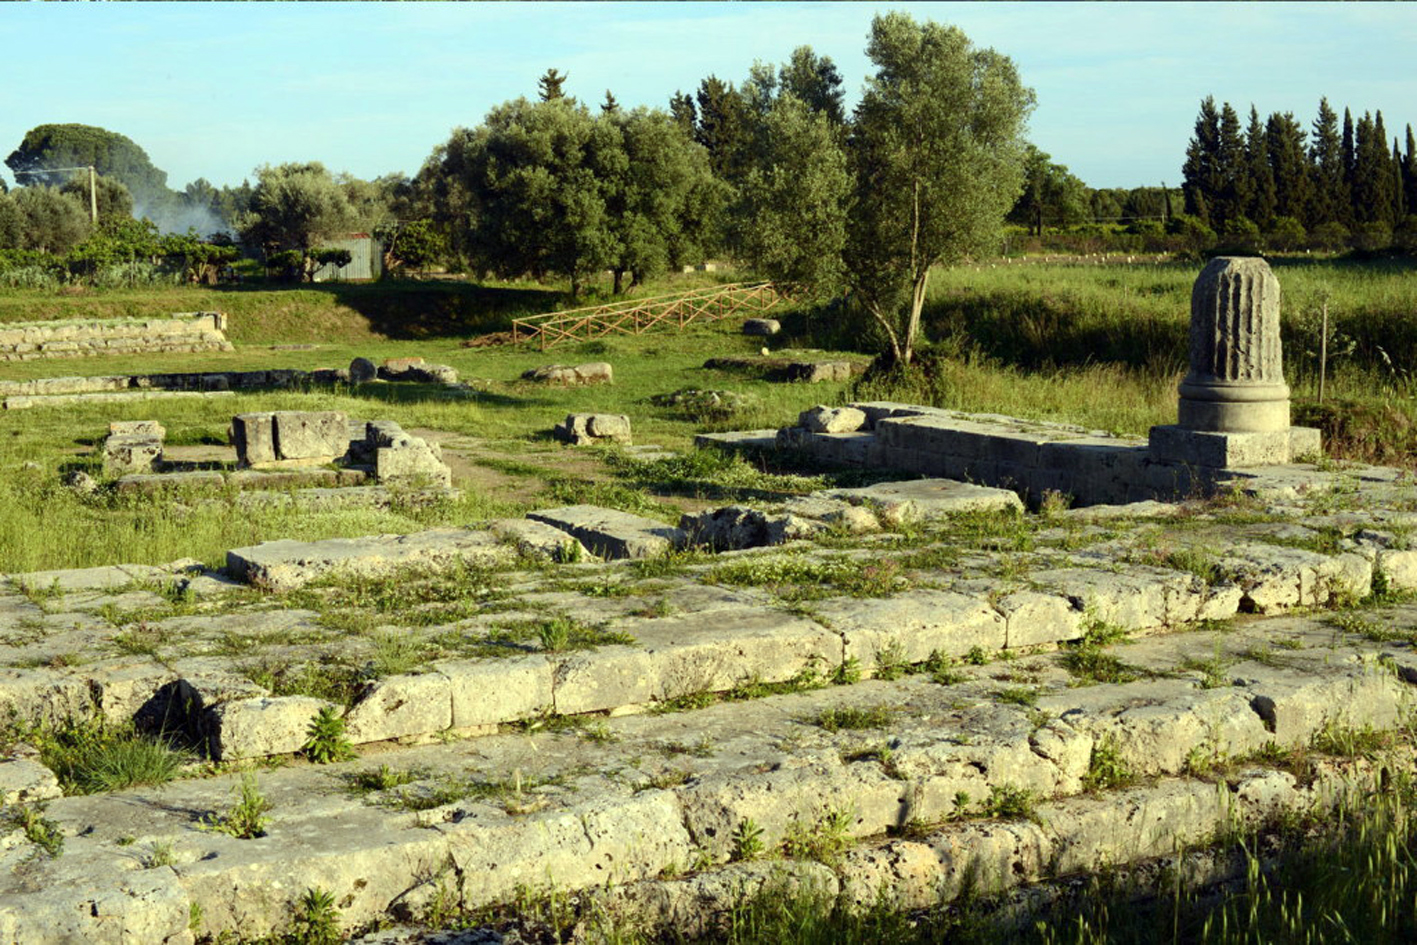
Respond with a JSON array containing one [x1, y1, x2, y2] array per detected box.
[[526, 505, 685, 560], [824, 478, 1024, 522], [1148, 425, 1320, 469], [225, 528, 514, 591]]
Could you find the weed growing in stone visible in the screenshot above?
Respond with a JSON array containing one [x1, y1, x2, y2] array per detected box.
[[812, 705, 894, 732], [1059, 642, 1144, 685], [782, 807, 855, 867], [874, 641, 910, 681], [344, 764, 421, 794], [20, 716, 189, 795], [981, 783, 1039, 822], [994, 686, 1039, 707], [832, 656, 863, 685], [202, 773, 272, 839], [925, 650, 967, 685], [301, 706, 356, 764], [1082, 735, 1135, 792], [143, 841, 177, 869], [730, 818, 765, 861], [288, 886, 341, 945], [5, 804, 63, 857]]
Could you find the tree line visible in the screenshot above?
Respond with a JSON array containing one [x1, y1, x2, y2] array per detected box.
[[1181, 96, 1417, 251]]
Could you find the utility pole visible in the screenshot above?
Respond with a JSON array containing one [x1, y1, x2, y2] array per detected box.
[[13, 165, 100, 224]]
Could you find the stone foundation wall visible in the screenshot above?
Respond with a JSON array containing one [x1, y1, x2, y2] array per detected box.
[[776, 401, 1222, 506], [0, 311, 232, 362], [0, 368, 329, 399]]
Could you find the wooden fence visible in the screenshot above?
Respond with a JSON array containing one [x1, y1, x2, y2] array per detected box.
[[510, 281, 782, 349]]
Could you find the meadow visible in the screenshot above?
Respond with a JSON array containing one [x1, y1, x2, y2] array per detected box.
[[3, 255, 1416, 575]]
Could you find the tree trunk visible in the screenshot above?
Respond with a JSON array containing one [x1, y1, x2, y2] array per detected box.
[[612, 269, 624, 295]]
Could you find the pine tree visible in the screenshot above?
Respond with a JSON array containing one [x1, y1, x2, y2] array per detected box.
[[601, 90, 620, 115], [1309, 98, 1346, 226], [1342, 108, 1357, 207], [1245, 106, 1276, 226], [1393, 138, 1407, 220], [537, 68, 568, 102]]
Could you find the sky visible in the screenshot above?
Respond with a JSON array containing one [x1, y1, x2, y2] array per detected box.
[[2, 2, 1414, 194]]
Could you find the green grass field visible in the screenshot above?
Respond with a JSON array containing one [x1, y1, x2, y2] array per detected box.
[[2, 255, 1415, 573]]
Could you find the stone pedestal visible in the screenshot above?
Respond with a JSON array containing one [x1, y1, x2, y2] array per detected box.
[[1149, 256, 1320, 468]]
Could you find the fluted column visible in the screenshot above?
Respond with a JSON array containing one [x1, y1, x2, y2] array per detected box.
[[1176, 256, 1290, 433]]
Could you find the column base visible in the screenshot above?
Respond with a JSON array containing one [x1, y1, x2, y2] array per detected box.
[[1148, 425, 1321, 469]]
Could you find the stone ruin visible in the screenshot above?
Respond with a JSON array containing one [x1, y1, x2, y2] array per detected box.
[[714, 257, 1323, 506], [101, 420, 166, 477], [554, 412, 632, 446], [521, 361, 615, 386], [232, 410, 451, 487], [1148, 255, 1320, 467]]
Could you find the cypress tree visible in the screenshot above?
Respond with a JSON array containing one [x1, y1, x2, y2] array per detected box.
[[1309, 98, 1346, 226], [1182, 96, 1222, 223], [1342, 108, 1357, 205], [1215, 102, 1248, 226], [1405, 125, 1417, 218], [1393, 138, 1407, 220], [1266, 111, 1312, 225], [1351, 111, 1395, 225], [668, 92, 697, 138], [1245, 106, 1276, 226], [694, 76, 750, 182]]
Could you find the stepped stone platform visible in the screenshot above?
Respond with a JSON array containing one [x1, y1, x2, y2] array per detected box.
[[1, 463, 1416, 939], [0, 591, 1413, 942]]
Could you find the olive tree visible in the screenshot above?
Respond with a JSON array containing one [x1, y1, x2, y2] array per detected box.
[[238, 162, 355, 255], [845, 13, 1035, 366], [732, 93, 850, 295]]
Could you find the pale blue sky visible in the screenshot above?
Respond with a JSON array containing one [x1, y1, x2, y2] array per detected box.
[[2, 2, 1413, 193]]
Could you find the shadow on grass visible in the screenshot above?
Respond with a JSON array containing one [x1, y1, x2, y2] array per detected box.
[[209, 279, 563, 340]]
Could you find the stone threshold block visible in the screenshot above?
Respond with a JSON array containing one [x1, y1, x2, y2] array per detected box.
[[527, 505, 686, 560], [1148, 425, 1321, 469], [226, 528, 513, 591]]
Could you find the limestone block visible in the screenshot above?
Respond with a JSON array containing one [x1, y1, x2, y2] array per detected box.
[[741, 318, 781, 336], [1041, 781, 1227, 877], [826, 478, 1024, 521], [799, 405, 867, 434], [822, 590, 1007, 667], [442, 656, 555, 728], [379, 357, 425, 378], [1148, 425, 1306, 468], [272, 410, 348, 462], [784, 361, 853, 383], [995, 591, 1083, 649], [607, 861, 837, 941], [522, 362, 614, 386], [349, 357, 377, 383], [231, 413, 276, 467], [1378, 548, 1417, 591], [375, 442, 451, 487], [680, 506, 772, 550], [208, 696, 334, 761], [489, 518, 597, 562], [526, 505, 685, 560], [442, 791, 693, 909], [102, 434, 163, 477], [226, 528, 513, 591], [780, 496, 880, 533], [343, 672, 452, 743], [109, 420, 165, 438], [577, 609, 842, 710], [0, 746, 62, 804], [554, 413, 632, 446], [1029, 566, 1200, 631]]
